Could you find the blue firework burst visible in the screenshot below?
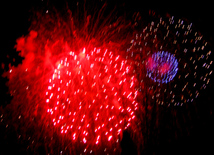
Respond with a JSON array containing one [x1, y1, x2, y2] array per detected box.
[[146, 51, 178, 83]]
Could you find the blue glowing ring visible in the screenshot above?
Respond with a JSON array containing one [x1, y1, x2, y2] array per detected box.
[[146, 51, 178, 83]]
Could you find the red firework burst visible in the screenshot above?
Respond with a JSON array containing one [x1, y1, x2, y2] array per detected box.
[[1, 1, 142, 154], [46, 47, 138, 146]]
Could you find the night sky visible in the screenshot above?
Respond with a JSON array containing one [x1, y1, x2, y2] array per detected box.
[[0, 0, 214, 154]]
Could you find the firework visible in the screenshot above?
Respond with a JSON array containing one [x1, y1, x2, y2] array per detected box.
[[128, 15, 213, 106], [1, 1, 140, 154], [146, 51, 178, 83], [1, 1, 213, 154], [45, 47, 138, 151]]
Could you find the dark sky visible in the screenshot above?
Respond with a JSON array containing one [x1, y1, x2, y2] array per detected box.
[[1, 1, 214, 46]]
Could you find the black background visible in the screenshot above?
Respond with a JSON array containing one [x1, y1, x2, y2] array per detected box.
[[0, 0, 214, 154]]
